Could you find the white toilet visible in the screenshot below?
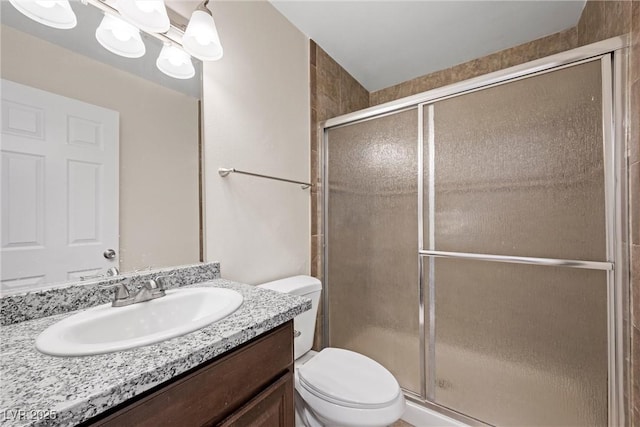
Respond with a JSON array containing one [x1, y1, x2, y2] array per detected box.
[[258, 276, 405, 427]]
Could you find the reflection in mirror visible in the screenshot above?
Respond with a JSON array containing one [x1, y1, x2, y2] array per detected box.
[[1, 1, 203, 295]]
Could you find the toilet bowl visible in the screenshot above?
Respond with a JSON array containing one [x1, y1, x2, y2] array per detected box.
[[258, 276, 405, 427]]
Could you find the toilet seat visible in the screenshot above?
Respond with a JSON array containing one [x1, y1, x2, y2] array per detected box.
[[296, 348, 405, 426], [298, 348, 401, 408]]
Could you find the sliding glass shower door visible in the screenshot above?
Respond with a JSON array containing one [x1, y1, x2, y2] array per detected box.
[[325, 56, 616, 426], [422, 59, 609, 426], [326, 109, 421, 394]]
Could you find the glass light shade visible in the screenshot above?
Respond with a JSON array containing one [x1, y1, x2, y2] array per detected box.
[[156, 44, 195, 79], [117, 0, 170, 34], [182, 9, 223, 61], [8, 0, 77, 29], [95, 14, 145, 58]]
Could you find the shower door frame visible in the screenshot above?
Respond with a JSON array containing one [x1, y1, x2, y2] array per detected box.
[[321, 35, 630, 427]]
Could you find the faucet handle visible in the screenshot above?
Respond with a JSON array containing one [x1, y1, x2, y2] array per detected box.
[[99, 281, 131, 306], [145, 279, 166, 297], [106, 267, 120, 277], [80, 266, 120, 281], [154, 272, 176, 290], [133, 266, 153, 274]]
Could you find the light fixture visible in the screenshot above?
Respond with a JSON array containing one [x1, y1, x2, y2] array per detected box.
[[9, 0, 217, 80], [116, 0, 170, 34], [8, 0, 77, 29], [95, 14, 146, 58], [156, 43, 195, 79], [182, 0, 223, 61]]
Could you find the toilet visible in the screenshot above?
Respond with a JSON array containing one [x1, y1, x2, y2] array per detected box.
[[258, 276, 405, 427]]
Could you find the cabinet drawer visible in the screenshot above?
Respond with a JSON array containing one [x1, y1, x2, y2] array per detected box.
[[90, 321, 293, 427]]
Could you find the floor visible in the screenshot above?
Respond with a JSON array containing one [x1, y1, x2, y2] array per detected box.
[[391, 420, 414, 427]]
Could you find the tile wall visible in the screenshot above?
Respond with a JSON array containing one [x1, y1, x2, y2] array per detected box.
[[369, 28, 578, 106]]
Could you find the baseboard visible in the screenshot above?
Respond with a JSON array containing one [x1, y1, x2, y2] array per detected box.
[[402, 400, 468, 427]]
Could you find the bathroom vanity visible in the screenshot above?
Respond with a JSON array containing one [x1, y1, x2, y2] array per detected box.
[[0, 271, 310, 427], [87, 322, 294, 427]]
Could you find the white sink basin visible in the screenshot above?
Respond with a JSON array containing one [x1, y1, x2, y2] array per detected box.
[[36, 287, 243, 356]]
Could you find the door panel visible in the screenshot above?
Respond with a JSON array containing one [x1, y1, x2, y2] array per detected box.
[[423, 60, 606, 261], [327, 108, 421, 394], [1, 79, 119, 292], [425, 256, 608, 426]]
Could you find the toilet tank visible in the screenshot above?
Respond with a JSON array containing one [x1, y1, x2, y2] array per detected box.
[[258, 276, 321, 360]]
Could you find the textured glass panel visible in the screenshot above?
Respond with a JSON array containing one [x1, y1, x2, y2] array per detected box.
[[327, 109, 420, 394], [429, 257, 608, 426], [425, 60, 606, 261]]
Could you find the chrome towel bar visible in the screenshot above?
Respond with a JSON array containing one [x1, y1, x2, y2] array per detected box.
[[218, 168, 312, 190]]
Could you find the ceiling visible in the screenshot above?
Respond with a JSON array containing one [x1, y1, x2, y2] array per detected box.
[[270, 1, 586, 92]]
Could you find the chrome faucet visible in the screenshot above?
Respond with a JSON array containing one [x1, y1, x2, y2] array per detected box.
[[100, 280, 132, 307], [101, 276, 167, 307], [131, 279, 166, 304]]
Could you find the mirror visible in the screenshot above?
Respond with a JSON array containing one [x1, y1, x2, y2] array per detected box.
[[0, 1, 203, 295]]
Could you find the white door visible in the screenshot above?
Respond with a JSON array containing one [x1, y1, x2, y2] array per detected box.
[[1, 79, 119, 294]]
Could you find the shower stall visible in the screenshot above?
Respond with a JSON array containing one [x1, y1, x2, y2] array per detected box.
[[321, 38, 629, 426]]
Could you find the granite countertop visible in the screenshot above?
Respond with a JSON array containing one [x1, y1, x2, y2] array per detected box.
[[0, 279, 311, 427]]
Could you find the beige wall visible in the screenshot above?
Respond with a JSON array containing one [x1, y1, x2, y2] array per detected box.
[[0, 25, 201, 273], [200, 1, 310, 284]]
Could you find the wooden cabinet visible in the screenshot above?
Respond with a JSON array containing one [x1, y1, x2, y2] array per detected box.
[[219, 371, 293, 427], [86, 321, 294, 427]]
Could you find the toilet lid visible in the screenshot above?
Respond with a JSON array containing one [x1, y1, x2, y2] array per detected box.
[[297, 348, 401, 409]]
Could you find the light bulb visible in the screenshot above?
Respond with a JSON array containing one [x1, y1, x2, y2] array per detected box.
[[183, 8, 223, 61], [95, 14, 145, 58], [117, 0, 170, 33], [112, 27, 131, 42], [196, 33, 211, 46], [35, 1, 57, 8], [136, 1, 157, 13], [9, 0, 77, 29], [156, 43, 195, 79]]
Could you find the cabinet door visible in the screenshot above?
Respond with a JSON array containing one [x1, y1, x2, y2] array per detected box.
[[218, 371, 294, 427]]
